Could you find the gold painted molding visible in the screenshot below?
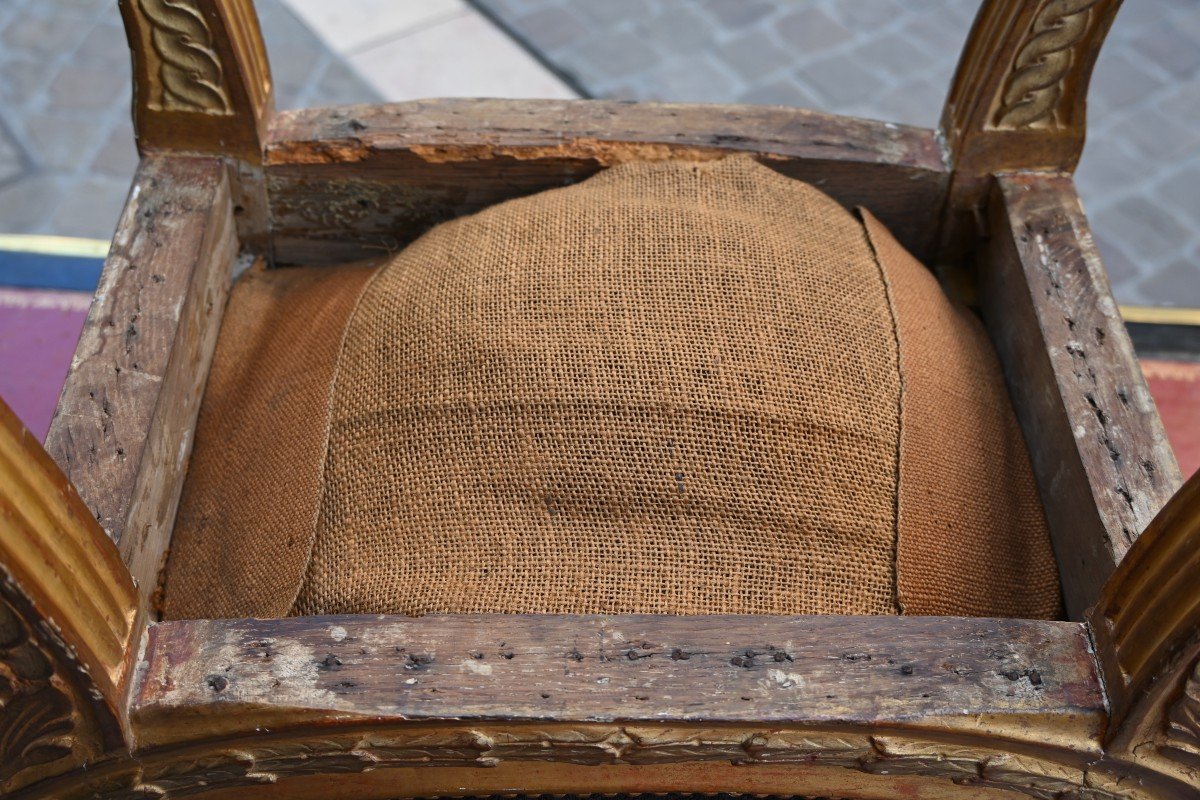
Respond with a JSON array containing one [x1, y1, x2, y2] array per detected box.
[[938, 0, 1123, 262], [944, 0, 1121, 167], [119, 0, 273, 159], [0, 399, 140, 793], [991, 0, 1104, 130], [138, 0, 234, 115], [1092, 470, 1200, 789], [26, 723, 1176, 800]]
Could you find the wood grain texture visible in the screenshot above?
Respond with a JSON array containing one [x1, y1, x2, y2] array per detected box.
[[978, 173, 1182, 620], [87, 613, 1161, 799], [1092, 469, 1200, 790], [119, 0, 273, 159], [16, 611, 1200, 799], [263, 99, 949, 266], [132, 614, 1104, 747], [0, 397, 139, 794], [44, 156, 238, 605]]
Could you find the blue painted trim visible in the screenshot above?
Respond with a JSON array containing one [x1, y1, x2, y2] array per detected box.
[[0, 250, 105, 292]]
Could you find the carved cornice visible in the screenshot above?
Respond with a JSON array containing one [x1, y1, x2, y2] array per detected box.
[[992, 0, 1102, 129], [33, 725, 1164, 800], [138, 0, 233, 114]]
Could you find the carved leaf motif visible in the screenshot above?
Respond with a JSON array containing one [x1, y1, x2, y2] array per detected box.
[[994, 0, 1102, 129], [122, 725, 1141, 800], [138, 0, 233, 114], [0, 595, 77, 787], [1163, 657, 1200, 765]]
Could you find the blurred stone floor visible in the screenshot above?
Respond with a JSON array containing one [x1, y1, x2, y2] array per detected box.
[[0, 0, 1197, 306], [0, 0, 381, 243], [478, 0, 1200, 307]]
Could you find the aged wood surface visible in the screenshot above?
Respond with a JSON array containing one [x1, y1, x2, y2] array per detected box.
[[978, 172, 1182, 620], [50, 612, 1166, 800], [132, 615, 1104, 747], [15, 612, 1177, 799], [1092, 468, 1200, 791], [44, 156, 238, 605], [119, 0, 273, 159], [0, 397, 139, 794], [15, 608, 1200, 799], [939, 0, 1123, 261], [263, 99, 949, 266]]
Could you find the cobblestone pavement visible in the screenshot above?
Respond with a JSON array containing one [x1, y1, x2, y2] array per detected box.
[[1, 1, 1196, 307], [476, 0, 1200, 307], [0, 0, 379, 242]]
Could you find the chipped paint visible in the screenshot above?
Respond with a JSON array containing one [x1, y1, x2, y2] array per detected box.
[[766, 668, 805, 690], [462, 658, 493, 676]]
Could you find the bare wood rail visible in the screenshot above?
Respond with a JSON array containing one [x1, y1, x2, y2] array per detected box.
[[264, 99, 949, 266], [977, 173, 1182, 619], [44, 157, 239, 604]]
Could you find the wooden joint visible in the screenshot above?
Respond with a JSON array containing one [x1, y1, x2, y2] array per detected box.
[[937, 0, 1124, 263]]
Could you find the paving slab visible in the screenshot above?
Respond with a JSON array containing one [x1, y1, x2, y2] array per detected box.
[[347, 9, 575, 101], [0, 0, 382, 241], [0, 0, 1193, 308], [475, 0, 1200, 307]]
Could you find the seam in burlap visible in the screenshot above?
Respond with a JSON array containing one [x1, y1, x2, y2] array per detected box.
[[855, 207, 905, 616], [286, 262, 390, 616], [860, 209, 1061, 618], [293, 156, 902, 616], [160, 157, 1063, 619]]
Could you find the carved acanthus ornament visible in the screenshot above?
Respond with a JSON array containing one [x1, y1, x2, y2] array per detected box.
[[138, 0, 233, 114], [23, 725, 1153, 799], [1162, 657, 1200, 768], [992, 0, 1102, 129], [0, 588, 82, 793]]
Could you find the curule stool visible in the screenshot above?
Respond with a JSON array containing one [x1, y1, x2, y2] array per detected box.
[[1, 1, 1199, 798]]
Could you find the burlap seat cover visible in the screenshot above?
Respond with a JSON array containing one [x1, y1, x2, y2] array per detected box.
[[162, 157, 1061, 620]]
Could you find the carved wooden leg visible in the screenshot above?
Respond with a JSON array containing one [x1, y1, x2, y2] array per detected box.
[[1091, 469, 1200, 791], [0, 398, 140, 795]]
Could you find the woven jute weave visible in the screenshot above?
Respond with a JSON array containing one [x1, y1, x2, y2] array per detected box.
[[162, 156, 1061, 620], [860, 212, 1060, 618], [161, 262, 378, 619]]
